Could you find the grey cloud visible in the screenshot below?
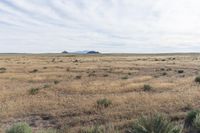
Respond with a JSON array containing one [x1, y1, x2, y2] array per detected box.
[[0, 0, 200, 53]]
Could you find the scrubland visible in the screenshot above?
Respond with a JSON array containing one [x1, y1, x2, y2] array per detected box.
[[1, 54, 200, 132]]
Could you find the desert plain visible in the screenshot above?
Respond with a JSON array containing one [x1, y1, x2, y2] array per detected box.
[[1, 54, 200, 132]]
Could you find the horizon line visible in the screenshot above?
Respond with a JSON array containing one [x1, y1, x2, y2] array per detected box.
[[1, 52, 200, 55]]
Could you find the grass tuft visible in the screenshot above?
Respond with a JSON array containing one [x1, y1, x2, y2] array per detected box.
[[143, 84, 152, 91], [128, 114, 182, 133], [29, 88, 39, 95], [185, 109, 200, 128], [6, 122, 32, 133], [97, 98, 112, 108], [193, 113, 200, 132]]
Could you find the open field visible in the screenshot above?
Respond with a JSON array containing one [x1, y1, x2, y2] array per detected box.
[[1, 54, 200, 132]]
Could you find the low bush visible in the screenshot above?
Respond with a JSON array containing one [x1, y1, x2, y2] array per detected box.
[[0, 67, 7, 73], [97, 98, 112, 108], [6, 122, 32, 133], [0, 67, 6, 71], [184, 110, 200, 133], [185, 109, 200, 127], [75, 75, 82, 79], [195, 76, 200, 83], [54, 80, 60, 85], [193, 113, 200, 132], [128, 114, 182, 133], [29, 88, 39, 95], [162, 72, 167, 76], [143, 84, 152, 91], [177, 70, 184, 74]]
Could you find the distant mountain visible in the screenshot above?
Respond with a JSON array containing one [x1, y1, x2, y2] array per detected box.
[[87, 51, 100, 54], [62, 51, 68, 54], [62, 50, 100, 54]]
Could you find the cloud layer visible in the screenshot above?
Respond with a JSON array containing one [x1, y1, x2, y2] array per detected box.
[[1, 0, 200, 53]]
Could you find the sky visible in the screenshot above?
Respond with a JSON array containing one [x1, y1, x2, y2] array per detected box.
[[1, 0, 200, 53]]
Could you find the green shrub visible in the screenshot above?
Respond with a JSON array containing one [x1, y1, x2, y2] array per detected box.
[[185, 110, 200, 127], [184, 111, 200, 133], [193, 113, 200, 132], [29, 88, 39, 95], [54, 80, 60, 84], [97, 98, 112, 108], [195, 76, 200, 83], [6, 122, 32, 133], [128, 115, 182, 133], [143, 84, 152, 91]]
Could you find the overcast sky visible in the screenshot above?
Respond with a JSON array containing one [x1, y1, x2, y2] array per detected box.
[[1, 0, 200, 53]]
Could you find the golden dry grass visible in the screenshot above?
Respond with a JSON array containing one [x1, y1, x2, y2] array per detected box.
[[1, 54, 200, 132]]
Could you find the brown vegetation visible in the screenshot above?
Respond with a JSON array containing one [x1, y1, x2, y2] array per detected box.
[[1, 54, 200, 132]]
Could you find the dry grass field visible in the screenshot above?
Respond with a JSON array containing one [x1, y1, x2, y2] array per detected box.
[[1, 54, 200, 132]]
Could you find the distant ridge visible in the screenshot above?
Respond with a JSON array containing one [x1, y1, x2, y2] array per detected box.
[[62, 50, 100, 54], [60, 51, 200, 55], [86, 51, 100, 54], [62, 51, 68, 54]]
